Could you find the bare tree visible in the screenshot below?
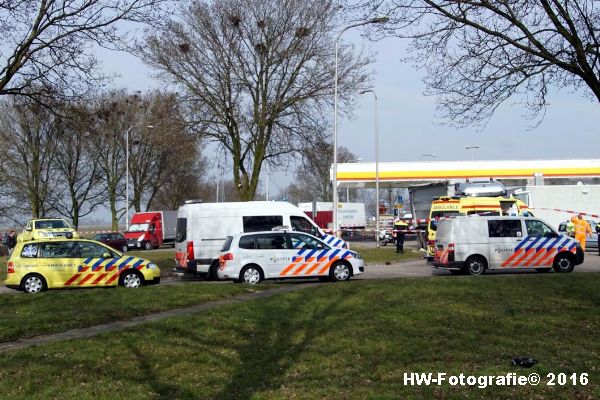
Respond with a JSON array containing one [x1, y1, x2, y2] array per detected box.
[[0, 98, 58, 218], [88, 91, 133, 230], [296, 137, 359, 202], [50, 104, 105, 229], [357, 1, 600, 125], [126, 92, 202, 211], [142, 0, 371, 200], [0, 0, 167, 102]]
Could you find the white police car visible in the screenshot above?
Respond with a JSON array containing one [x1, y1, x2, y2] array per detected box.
[[217, 231, 364, 284]]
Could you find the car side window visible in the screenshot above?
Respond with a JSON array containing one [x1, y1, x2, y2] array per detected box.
[[525, 220, 556, 237], [289, 233, 327, 250], [39, 242, 78, 258], [238, 235, 256, 249], [242, 216, 283, 233], [290, 216, 319, 236], [77, 241, 114, 258], [255, 233, 289, 250], [21, 243, 39, 258], [488, 220, 523, 237]]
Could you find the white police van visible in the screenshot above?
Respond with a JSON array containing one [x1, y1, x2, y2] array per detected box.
[[175, 201, 347, 278], [433, 216, 583, 275], [217, 230, 364, 284]]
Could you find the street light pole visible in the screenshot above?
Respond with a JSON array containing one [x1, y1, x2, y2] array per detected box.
[[465, 145, 479, 161], [360, 90, 380, 247], [333, 16, 388, 237], [125, 126, 132, 231]]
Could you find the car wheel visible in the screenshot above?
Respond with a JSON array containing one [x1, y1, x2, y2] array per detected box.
[[535, 268, 552, 273], [552, 254, 574, 273], [465, 256, 486, 276], [381, 240, 388, 247], [144, 242, 153, 251], [21, 274, 46, 294], [330, 261, 352, 282], [121, 245, 128, 253], [240, 265, 262, 284], [120, 270, 144, 288]]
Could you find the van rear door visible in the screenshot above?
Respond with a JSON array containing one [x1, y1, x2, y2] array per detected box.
[[487, 219, 525, 268]]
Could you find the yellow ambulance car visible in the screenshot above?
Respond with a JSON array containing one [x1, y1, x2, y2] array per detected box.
[[426, 196, 531, 258], [6, 238, 160, 293]]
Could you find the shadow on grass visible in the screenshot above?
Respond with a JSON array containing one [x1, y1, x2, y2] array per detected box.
[[211, 288, 345, 400]]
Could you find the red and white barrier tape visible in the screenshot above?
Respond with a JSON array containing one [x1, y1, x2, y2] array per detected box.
[[531, 208, 600, 219]]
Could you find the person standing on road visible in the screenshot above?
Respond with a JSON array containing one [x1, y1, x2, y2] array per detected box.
[[7, 230, 17, 256], [394, 220, 407, 254], [566, 216, 576, 237], [574, 215, 592, 252]]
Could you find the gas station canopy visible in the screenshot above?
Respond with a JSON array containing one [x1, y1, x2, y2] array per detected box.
[[336, 159, 600, 188]]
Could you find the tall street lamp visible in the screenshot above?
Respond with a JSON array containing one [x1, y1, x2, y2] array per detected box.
[[125, 124, 153, 230], [360, 89, 380, 247], [333, 16, 388, 236], [465, 145, 479, 161]]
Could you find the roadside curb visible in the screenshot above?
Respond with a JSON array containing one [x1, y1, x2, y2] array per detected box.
[[0, 284, 316, 354]]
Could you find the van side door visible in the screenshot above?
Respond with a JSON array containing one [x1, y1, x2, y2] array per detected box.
[[487, 219, 525, 269]]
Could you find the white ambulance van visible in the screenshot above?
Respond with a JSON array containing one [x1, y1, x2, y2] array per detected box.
[[174, 201, 347, 278], [433, 216, 584, 275]]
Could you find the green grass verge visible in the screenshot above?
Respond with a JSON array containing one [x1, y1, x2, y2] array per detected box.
[[0, 283, 273, 343], [1, 274, 599, 398], [352, 244, 422, 264]]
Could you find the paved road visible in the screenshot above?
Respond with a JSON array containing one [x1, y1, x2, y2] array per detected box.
[[2, 249, 599, 295], [360, 252, 600, 279]]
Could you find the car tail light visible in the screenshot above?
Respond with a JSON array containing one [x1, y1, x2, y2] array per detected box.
[[7, 262, 14, 274], [187, 241, 195, 261], [447, 243, 455, 262], [219, 253, 234, 270]]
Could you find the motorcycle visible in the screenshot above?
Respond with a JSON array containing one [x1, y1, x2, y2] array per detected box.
[[379, 230, 394, 246]]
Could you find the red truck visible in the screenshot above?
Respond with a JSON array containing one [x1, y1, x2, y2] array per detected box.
[[124, 211, 177, 250]]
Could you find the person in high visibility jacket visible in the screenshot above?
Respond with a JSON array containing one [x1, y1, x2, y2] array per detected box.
[[393, 220, 408, 254], [574, 214, 592, 251], [566, 216, 576, 237]]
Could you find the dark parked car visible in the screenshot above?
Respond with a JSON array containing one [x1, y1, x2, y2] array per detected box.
[[92, 232, 128, 253]]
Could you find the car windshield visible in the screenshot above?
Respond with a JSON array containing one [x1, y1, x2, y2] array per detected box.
[[128, 223, 149, 232], [34, 220, 69, 229]]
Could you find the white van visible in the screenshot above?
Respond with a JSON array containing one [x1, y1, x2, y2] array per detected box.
[[174, 201, 347, 278], [433, 216, 584, 275]]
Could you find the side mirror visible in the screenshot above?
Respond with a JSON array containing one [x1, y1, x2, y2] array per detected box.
[[102, 252, 113, 259], [25, 226, 32, 232]]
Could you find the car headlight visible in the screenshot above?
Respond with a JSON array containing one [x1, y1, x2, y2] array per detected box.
[[147, 263, 158, 269], [38, 232, 51, 238]]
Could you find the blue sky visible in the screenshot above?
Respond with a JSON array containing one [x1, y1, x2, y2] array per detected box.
[[98, 28, 599, 195]]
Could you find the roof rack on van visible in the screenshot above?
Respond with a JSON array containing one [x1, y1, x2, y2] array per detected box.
[[184, 199, 203, 204], [271, 226, 291, 231]]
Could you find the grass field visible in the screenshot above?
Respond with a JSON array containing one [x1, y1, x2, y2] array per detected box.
[[0, 283, 273, 343], [0, 273, 598, 399]]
